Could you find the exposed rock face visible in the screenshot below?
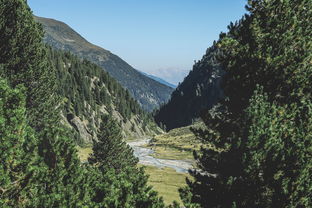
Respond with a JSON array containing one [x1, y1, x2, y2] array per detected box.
[[49, 47, 163, 146], [70, 116, 93, 144], [62, 111, 162, 145]]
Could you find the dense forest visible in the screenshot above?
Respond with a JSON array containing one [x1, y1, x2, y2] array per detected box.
[[177, 0, 312, 207], [1, 0, 311, 207], [0, 0, 165, 207], [48, 47, 161, 145], [154, 45, 223, 130]]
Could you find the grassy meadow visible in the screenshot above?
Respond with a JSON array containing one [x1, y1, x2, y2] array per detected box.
[[142, 165, 191, 205], [146, 122, 206, 160], [76, 123, 204, 205]]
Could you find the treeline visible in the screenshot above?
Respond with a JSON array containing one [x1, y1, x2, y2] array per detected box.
[[0, 0, 164, 207], [47, 47, 155, 145], [179, 0, 312, 207]]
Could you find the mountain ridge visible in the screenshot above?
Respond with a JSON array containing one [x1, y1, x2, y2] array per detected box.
[[139, 71, 177, 88], [35, 16, 174, 112]]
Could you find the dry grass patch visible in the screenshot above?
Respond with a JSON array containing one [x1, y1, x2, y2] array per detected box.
[[76, 146, 93, 163]]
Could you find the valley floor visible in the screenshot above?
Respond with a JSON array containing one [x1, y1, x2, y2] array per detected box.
[[77, 123, 202, 205], [128, 139, 193, 173], [128, 138, 193, 205], [141, 165, 189, 205], [127, 123, 204, 205]]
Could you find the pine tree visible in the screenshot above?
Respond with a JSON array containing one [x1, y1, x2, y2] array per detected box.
[[0, 0, 57, 131], [1, 1, 166, 207], [89, 115, 138, 172], [180, 0, 312, 207], [0, 78, 40, 207], [243, 87, 312, 207], [87, 115, 165, 207], [0, 1, 92, 206]]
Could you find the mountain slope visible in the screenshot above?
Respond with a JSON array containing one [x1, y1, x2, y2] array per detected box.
[[35, 16, 174, 111], [154, 44, 223, 130], [47, 47, 162, 145]]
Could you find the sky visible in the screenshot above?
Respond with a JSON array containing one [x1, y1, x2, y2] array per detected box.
[[28, 0, 247, 85]]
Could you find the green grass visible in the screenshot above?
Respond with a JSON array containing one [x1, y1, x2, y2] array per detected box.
[[124, 136, 144, 142], [76, 146, 191, 205], [150, 145, 195, 160], [141, 165, 191, 206], [76, 124, 204, 206], [145, 122, 206, 160]]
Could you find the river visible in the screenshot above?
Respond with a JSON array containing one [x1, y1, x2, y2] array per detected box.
[[128, 139, 193, 173]]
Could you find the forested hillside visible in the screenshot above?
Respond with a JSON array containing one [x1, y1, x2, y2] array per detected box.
[[179, 0, 312, 207], [0, 0, 165, 207], [1, 0, 311, 207], [154, 45, 223, 130], [35, 16, 174, 112], [47, 47, 161, 145]]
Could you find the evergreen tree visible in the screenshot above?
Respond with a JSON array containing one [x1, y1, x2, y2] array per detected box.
[[0, 1, 92, 207], [243, 87, 312, 207], [180, 0, 312, 207], [0, 1, 165, 207], [0, 78, 40, 207], [47, 47, 157, 145], [0, 0, 57, 131], [88, 115, 165, 207], [154, 44, 223, 131], [89, 115, 138, 172]]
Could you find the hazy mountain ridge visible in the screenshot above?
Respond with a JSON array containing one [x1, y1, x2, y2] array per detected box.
[[140, 71, 177, 88], [35, 16, 174, 111]]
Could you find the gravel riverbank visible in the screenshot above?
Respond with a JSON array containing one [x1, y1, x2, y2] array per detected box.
[[128, 139, 193, 173]]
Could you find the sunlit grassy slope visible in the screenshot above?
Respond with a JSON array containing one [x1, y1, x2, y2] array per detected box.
[[147, 122, 205, 160], [76, 146, 93, 163]]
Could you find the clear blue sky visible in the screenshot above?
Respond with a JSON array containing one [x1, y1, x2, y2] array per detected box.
[[28, 0, 247, 85]]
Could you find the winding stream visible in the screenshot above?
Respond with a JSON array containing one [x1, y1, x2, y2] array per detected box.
[[128, 139, 193, 173]]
